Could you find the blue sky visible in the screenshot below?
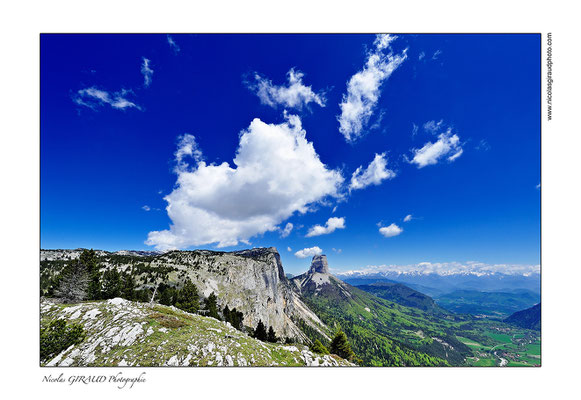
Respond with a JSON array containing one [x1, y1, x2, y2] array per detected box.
[[41, 34, 540, 275]]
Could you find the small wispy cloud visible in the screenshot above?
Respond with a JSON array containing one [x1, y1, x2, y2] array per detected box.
[[142, 205, 151, 211], [287, 246, 292, 252], [306, 217, 346, 237], [379, 223, 403, 238], [432, 50, 442, 60], [412, 123, 419, 137], [174, 134, 203, 172], [349, 153, 396, 191], [73, 87, 141, 111], [338, 34, 408, 142], [294, 246, 323, 259], [167, 35, 180, 54], [141, 58, 154, 87], [536, 183, 541, 190], [408, 122, 463, 168], [280, 222, 294, 238], [403, 214, 412, 222], [246, 68, 325, 110], [423, 119, 444, 135], [475, 139, 491, 151], [418, 51, 426, 61]]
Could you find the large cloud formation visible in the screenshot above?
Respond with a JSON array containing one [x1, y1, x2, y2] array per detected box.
[[338, 34, 407, 142], [146, 114, 344, 250]]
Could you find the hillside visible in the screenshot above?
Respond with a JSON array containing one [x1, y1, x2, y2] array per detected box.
[[41, 248, 328, 343], [41, 298, 353, 367], [505, 303, 541, 331], [356, 282, 448, 315], [435, 290, 540, 317], [291, 255, 472, 366]]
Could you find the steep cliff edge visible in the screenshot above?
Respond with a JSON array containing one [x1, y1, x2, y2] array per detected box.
[[41, 248, 328, 342]]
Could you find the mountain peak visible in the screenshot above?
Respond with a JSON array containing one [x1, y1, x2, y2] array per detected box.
[[309, 255, 329, 274]]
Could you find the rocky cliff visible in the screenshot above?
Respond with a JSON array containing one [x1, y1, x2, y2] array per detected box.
[[41, 248, 328, 342]]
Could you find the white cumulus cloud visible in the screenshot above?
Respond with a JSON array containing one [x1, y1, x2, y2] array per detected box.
[[409, 126, 463, 168], [338, 34, 407, 142], [306, 217, 346, 237], [141, 57, 154, 87], [73, 87, 141, 111], [294, 246, 323, 259], [146, 114, 344, 250], [379, 223, 403, 238], [349, 153, 395, 191], [247, 68, 326, 110]]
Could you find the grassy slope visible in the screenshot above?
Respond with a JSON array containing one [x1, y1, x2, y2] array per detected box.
[[40, 298, 352, 367], [298, 277, 476, 366]]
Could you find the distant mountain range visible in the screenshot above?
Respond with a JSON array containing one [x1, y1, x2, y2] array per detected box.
[[338, 270, 540, 297]]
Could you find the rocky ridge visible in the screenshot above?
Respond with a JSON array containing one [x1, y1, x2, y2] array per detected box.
[[41, 248, 329, 342], [41, 298, 352, 367]]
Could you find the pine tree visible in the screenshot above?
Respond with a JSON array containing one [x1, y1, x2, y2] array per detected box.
[[204, 292, 220, 319], [222, 305, 231, 323], [55, 260, 89, 303], [310, 339, 330, 354], [80, 249, 101, 300], [101, 269, 122, 299], [329, 328, 355, 361], [121, 272, 136, 301], [160, 287, 177, 306], [175, 280, 199, 313], [254, 320, 267, 341], [230, 308, 244, 331], [267, 326, 278, 343]]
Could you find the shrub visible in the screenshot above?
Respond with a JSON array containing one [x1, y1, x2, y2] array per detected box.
[[310, 339, 329, 354], [40, 319, 85, 362]]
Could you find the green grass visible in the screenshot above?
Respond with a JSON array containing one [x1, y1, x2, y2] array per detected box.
[[473, 357, 496, 366], [526, 343, 541, 355]]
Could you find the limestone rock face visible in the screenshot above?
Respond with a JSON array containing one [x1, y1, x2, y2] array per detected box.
[[291, 254, 353, 300], [41, 247, 328, 342], [309, 255, 329, 274]]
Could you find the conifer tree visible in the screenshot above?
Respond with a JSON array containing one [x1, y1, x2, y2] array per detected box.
[[254, 320, 267, 341], [160, 287, 177, 306], [80, 249, 101, 300], [267, 326, 278, 343], [230, 308, 244, 330], [329, 328, 356, 361], [121, 272, 136, 301], [55, 260, 89, 303], [101, 269, 122, 299], [175, 280, 199, 313], [204, 292, 220, 319], [222, 305, 231, 323]]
